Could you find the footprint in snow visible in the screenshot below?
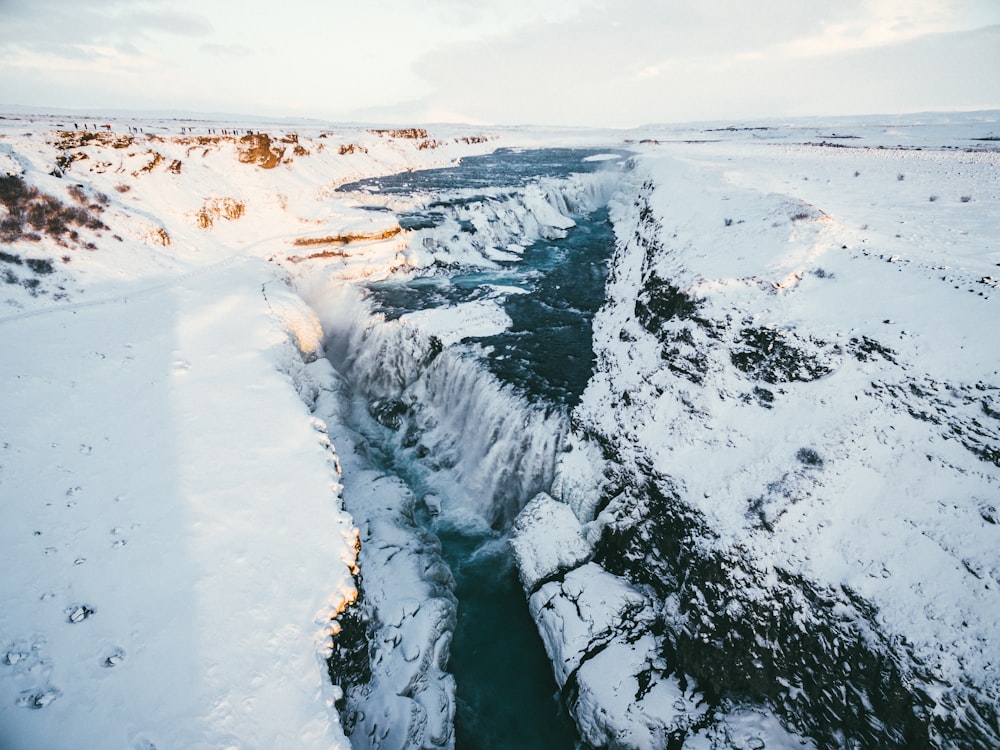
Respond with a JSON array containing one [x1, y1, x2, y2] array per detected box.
[[111, 527, 128, 548], [102, 647, 126, 668], [3, 649, 30, 666], [16, 686, 61, 709], [65, 604, 96, 624]]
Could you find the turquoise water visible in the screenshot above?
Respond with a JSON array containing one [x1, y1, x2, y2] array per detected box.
[[433, 524, 579, 750], [368, 208, 613, 406], [337, 149, 620, 748]]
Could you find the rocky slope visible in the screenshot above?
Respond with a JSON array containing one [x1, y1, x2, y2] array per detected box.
[[516, 139, 1000, 748]]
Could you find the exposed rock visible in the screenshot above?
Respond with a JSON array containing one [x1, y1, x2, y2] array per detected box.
[[238, 133, 286, 169]]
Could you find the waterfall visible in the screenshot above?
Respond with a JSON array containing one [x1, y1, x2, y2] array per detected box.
[[400, 348, 568, 527], [309, 148, 630, 750], [322, 286, 568, 528]]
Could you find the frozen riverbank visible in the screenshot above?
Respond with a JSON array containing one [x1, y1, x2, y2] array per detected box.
[[536, 133, 1000, 747], [1, 111, 998, 749], [0, 118, 500, 749]]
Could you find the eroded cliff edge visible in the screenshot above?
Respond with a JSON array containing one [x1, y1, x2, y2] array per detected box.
[[514, 147, 1000, 749]]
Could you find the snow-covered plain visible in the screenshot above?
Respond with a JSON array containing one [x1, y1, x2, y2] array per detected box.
[[0, 118, 498, 750], [0, 110, 998, 749]]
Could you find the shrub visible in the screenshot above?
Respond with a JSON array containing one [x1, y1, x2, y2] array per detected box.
[[26, 258, 55, 275], [0, 174, 108, 245], [796, 447, 824, 467], [0, 173, 31, 207]]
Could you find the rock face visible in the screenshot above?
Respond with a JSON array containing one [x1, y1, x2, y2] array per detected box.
[[511, 494, 711, 749], [308, 359, 458, 750], [514, 146, 1000, 749]]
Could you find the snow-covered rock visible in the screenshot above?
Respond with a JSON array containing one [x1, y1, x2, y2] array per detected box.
[[562, 136, 1000, 748], [509, 492, 592, 592]]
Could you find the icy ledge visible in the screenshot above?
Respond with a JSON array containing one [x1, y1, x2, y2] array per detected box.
[[306, 359, 459, 750], [0, 259, 359, 749], [511, 491, 810, 750], [295, 284, 460, 750]]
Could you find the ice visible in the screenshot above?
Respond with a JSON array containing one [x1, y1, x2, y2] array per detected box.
[[400, 298, 512, 345], [509, 492, 592, 592]]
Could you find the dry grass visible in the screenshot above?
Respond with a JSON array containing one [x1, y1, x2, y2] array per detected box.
[[286, 226, 402, 261], [53, 130, 134, 150], [368, 128, 439, 150], [291, 227, 401, 247], [285, 248, 348, 263], [134, 151, 164, 175], [338, 143, 367, 155], [194, 197, 246, 229], [369, 128, 429, 139], [150, 227, 171, 246]]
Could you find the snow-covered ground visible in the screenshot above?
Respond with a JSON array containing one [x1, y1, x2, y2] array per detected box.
[[0, 116, 500, 749], [1, 110, 998, 749], [541, 120, 1000, 747]]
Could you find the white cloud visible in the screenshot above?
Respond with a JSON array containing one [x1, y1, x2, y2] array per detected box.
[[0, 0, 997, 124], [412, 0, 1000, 125]]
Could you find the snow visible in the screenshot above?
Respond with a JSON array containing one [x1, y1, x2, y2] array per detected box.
[[0, 115, 501, 750], [509, 492, 592, 592], [1, 109, 998, 749], [0, 258, 356, 749], [399, 297, 512, 346], [571, 119, 1000, 743]]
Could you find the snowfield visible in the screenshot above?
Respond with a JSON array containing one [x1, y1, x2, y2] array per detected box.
[[1, 110, 998, 749], [0, 118, 497, 750]]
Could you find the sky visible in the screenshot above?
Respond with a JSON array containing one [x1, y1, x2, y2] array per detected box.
[[1, 0, 998, 127]]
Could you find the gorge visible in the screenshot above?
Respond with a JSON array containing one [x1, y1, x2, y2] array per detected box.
[[1, 115, 998, 750]]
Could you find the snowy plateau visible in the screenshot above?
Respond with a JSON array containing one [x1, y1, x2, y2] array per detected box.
[[0, 111, 998, 750]]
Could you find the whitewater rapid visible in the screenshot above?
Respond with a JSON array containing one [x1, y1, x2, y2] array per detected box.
[[310, 149, 628, 749]]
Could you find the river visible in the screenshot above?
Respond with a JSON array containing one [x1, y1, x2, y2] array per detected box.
[[327, 148, 625, 748]]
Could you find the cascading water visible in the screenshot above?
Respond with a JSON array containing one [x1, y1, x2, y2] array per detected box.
[[322, 149, 627, 748]]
